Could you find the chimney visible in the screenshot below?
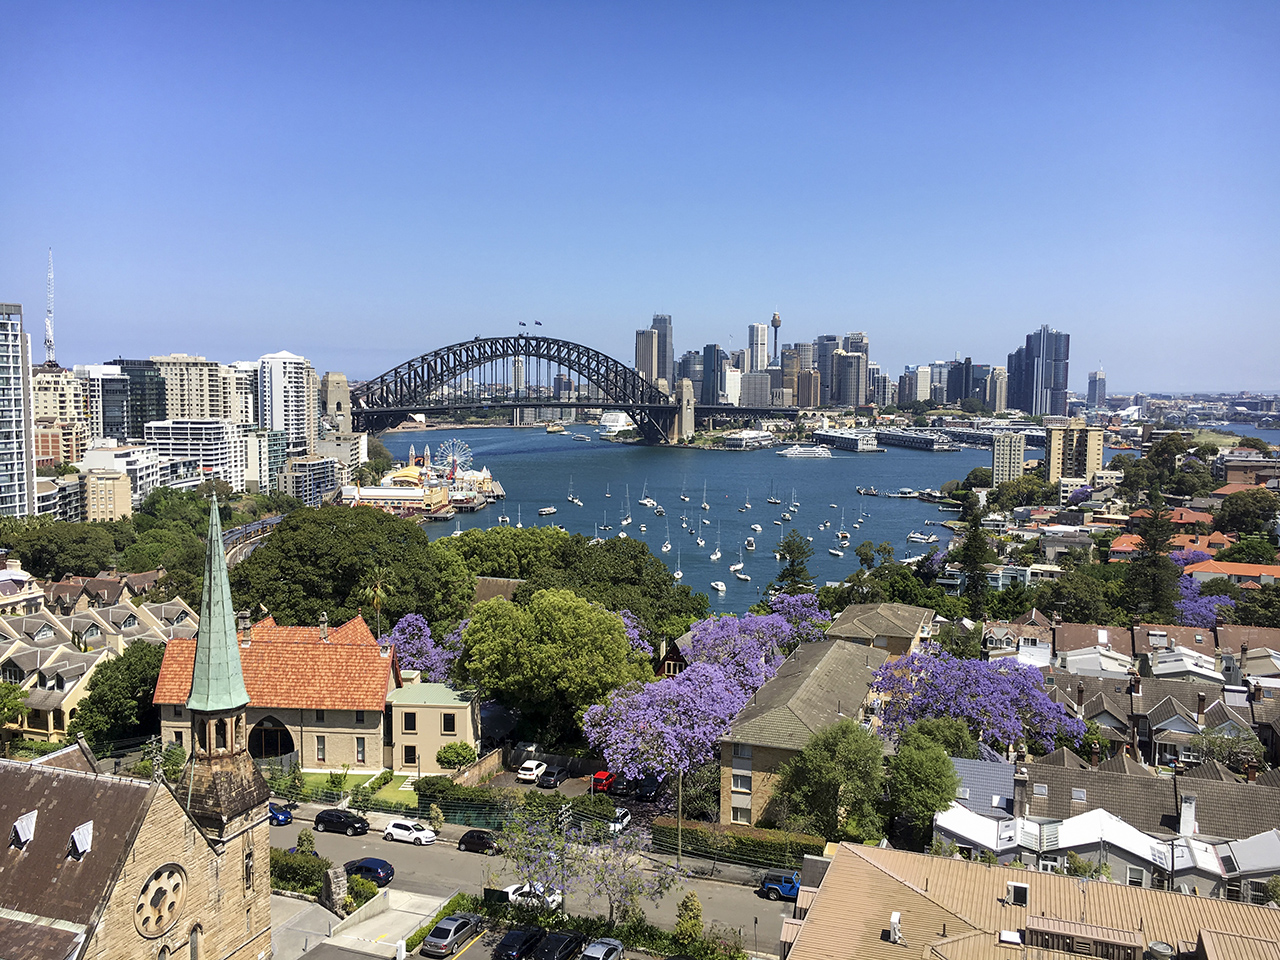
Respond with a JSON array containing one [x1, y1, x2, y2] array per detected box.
[[1179, 794, 1197, 837], [1196, 692, 1206, 724], [1076, 682, 1086, 715], [1090, 741, 1100, 769], [1247, 761, 1258, 783], [319, 611, 329, 642], [1254, 682, 1264, 701], [238, 611, 251, 647], [1129, 670, 1141, 697], [1242, 642, 1249, 660], [889, 912, 902, 944]]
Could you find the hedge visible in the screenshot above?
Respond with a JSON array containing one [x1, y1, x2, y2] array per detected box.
[[650, 818, 826, 868], [270, 848, 333, 896], [405, 892, 474, 951], [369, 769, 395, 791], [412, 777, 616, 823]]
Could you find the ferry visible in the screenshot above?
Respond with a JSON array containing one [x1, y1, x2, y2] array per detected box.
[[776, 444, 833, 458], [538, 506, 557, 516], [546, 423, 566, 434], [573, 434, 591, 441], [886, 488, 916, 498]]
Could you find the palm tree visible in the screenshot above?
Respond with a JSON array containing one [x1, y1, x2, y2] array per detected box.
[[359, 565, 396, 639]]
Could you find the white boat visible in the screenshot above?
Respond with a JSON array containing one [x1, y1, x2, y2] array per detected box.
[[776, 444, 833, 458], [605, 484, 611, 498], [497, 512, 509, 524], [829, 548, 844, 557], [700, 481, 710, 511], [701, 517, 710, 525], [744, 537, 756, 551], [837, 510, 848, 539], [600, 509, 612, 531], [573, 434, 591, 441], [679, 478, 690, 502], [680, 515, 688, 528], [730, 545, 744, 572], [696, 535, 705, 547], [742, 487, 751, 511], [710, 524, 722, 562], [781, 512, 792, 521], [829, 503, 838, 508], [710, 580, 726, 592], [773, 520, 783, 525], [766, 480, 781, 505], [750, 523, 762, 533], [450, 520, 463, 537], [618, 531, 628, 539], [662, 519, 672, 553], [735, 572, 751, 582], [638, 481, 657, 508], [654, 505, 665, 516], [674, 549, 683, 580], [639, 524, 646, 533], [516, 506, 523, 528], [538, 506, 557, 516], [567, 477, 576, 503]]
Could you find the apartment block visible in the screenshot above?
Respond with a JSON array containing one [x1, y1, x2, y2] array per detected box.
[[1045, 417, 1104, 485], [33, 418, 88, 465], [83, 469, 133, 521], [244, 429, 287, 494], [992, 432, 1027, 487], [144, 419, 247, 491], [31, 366, 87, 422], [0, 304, 35, 517], [73, 364, 130, 440], [260, 351, 318, 458], [278, 455, 343, 507], [108, 358, 167, 437]]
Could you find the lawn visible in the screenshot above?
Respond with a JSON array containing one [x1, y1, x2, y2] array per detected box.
[[373, 775, 415, 805]]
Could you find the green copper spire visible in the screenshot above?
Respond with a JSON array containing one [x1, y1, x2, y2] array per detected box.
[[187, 497, 251, 712]]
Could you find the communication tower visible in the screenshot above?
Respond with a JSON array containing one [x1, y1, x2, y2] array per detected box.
[[770, 311, 781, 362], [44, 248, 55, 365]]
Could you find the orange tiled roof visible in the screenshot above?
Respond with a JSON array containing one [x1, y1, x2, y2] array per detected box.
[[1184, 560, 1280, 578], [1130, 506, 1214, 525], [154, 615, 392, 711], [1213, 483, 1267, 497]]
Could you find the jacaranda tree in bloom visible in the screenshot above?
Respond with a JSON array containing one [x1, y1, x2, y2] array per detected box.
[[384, 614, 465, 682], [870, 645, 1084, 753], [1175, 575, 1235, 629], [619, 609, 654, 658]]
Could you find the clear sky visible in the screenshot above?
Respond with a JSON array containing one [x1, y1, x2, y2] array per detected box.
[[2, 2, 1277, 394]]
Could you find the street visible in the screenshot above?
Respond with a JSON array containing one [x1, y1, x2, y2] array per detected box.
[[272, 818, 789, 957]]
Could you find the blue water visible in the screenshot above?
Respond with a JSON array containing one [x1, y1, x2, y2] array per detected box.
[[381, 427, 991, 612]]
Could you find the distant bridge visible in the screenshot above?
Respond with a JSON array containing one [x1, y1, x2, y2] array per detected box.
[[351, 335, 797, 444]]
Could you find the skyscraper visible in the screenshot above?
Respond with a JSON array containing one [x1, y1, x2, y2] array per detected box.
[[701, 344, 726, 406], [1008, 325, 1070, 416], [0, 304, 35, 517], [634, 328, 659, 385], [748, 323, 768, 372], [109, 358, 168, 438], [814, 335, 840, 406], [650, 314, 674, 386], [1087, 370, 1107, 408], [259, 351, 318, 459]]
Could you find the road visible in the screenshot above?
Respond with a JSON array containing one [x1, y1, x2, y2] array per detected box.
[[273, 820, 789, 958]]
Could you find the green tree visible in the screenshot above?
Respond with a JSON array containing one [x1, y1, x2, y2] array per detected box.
[[1, 523, 119, 580], [460, 589, 651, 742], [954, 513, 995, 619], [1125, 495, 1179, 620], [1190, 727, 1265, 772], [674, 891, 704, 948], [992, 475, 1057, 511], [771, 530, 816, 594], [962, 467, 993, 490], [774, 719, 884, 841], [889, 736, 959, 845], [160, 743, 187, 781], [1215, 489, 1280, 537], [1236, 583, 1280, 628], [1236, 436, 1274, 457], [0, 682, 29, 725], [436, 741, 478, 770], [1215, 538, 1278, 565], [68, 642, 166, 746], [905, 718, 979, 759], [854, 540, 877, 570], [359, 564, 397, 639], [933, 623, 982, 661], [1265, 875, 1280, 906]]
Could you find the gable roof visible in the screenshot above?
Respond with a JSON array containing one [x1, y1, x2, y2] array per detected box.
[[1218, 624, 1280, 654], [825, 602, 933, 645], [725, 640, 891, 750], [1186, 559, 1280, 579]]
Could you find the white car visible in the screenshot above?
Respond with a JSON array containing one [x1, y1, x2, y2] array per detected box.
[[607, 807, 632, 834], [516, 760, 548, 783], [382, 819, 437, 845], [503, 881, 563, 911], [582, 938, 625, 960]]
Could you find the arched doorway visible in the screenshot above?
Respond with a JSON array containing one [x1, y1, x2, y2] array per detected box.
[[248, 717, 294, 759]]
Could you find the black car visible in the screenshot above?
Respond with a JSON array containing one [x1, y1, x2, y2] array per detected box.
[[314, 809, 370, 836], [537, 766, 570, 789], [493, 926, 546, 960], [456, 828, 500, 855], [634, 776, 662, 802], [606, 776, 636, 798], [344, 857, 394, 886], [531, 932, 587, 960]]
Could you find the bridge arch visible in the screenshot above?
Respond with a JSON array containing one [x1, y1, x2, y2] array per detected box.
[[350, 335, 677, 442]]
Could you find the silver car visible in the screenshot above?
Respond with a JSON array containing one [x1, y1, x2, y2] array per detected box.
[[582, 937, 625, 960], [418, 912, 484, 957]]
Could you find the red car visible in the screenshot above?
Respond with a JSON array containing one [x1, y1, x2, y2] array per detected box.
[[591, 770, 617, 794]]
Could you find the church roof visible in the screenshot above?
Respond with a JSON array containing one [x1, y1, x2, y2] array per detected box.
[[186, 499, 250, 713]]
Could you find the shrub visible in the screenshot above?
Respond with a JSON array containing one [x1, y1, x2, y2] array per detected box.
[[369, 769, 395, 791], [650, 817, 826, 868], [674, 891, 704, 947], [344, 875, 379, 912], [132, 758, 154, 779], [350, 785, 372, 815], [426, 803, 445, 832], [328, 764, 350, 791], [294, 828, 316, 855], [161, 743, 187, 781], [270, 847, 331, 896], [437, 741, 478, 770]]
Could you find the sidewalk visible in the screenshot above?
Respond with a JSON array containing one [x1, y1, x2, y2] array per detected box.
[[328, 890, 451, 959]]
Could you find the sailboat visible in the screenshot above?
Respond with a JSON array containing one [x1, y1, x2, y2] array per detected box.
[[766, 480, 782, 505], [837, 509, 849, 540], [679, 479, 690, 502], [620, 485, 632, 526], [638, 481, 657, 508], [710, 524, 722, 562], [742, 486, 751, 510], [790, 488, 800, 511], [700, 481, 710, 511], [515, 506, 523, 529], [567, 477, 583, 506], [605, 483, 611, 498], [450, 520, 463, 537], [673, 549, 683, 580], [497, 507, 509, 524], [730, 546, 744, 572], [662, 520, 672, 553]]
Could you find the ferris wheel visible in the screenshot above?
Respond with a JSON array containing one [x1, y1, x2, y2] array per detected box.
[[434, 439, 473, 475]]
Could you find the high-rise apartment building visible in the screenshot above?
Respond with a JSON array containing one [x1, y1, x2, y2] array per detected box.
[[1087, 370, 1107, 408], [107, 358, 168, 438], [224, 361, 260, 426], [259, 351, 317, 459], [0, 304, 35, 517], [1008, 325, 1070, 416], [1044, 418, 1104, 485], [244, 429, 287, 494], [32, 366, 86, 422], [748, 323, 769, 372], [992, 433, 1026, 487], [650, 314, 674, 387], [151, 354, 227, 420], [144, 419, 247, 492], [634, 328, 659, 385], [73, 364, 130, 441]]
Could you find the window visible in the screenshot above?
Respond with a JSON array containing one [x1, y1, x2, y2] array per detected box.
[[732, 743, 752, 759], [53, 710, 64, 730], [1039, 856, 1060, 872], [664, 661, 682, 676], [355, 710, 365, 724], [1250, 881, 1272, 906], [315, 709, 325, 722], [1225, 878, 1243, 901], [316, 736, 326, 762], [173, 705, 183, 718], [731, 806, 751, 824], [1033, 783, 1048, 797], [1006, 882, 1029, 907], [442, 713, 456, 735], [356, 738, 365, 764], [189, 925, 201, 960], [732, 774, 752, 793], [174, 731, 183, 746], [956, 787, 970, 799], [1127, 867, 1144, 887], [404, 745, 417, 767], [246, 908, 251, 935], [1071, 788, 1086, 802], [404, 712, 417, 732], [243, 850, 254, 890]]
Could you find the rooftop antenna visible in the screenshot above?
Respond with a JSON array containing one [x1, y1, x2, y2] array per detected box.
[[44, 248, 55, 365]]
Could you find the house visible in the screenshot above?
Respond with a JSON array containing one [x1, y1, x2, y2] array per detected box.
[[1217, 623, 1280, 655], [982, 620, 1052, 668], [0, 503, 271, 960], [0, 557, 46, 616], [782, 842, 1280, 960], [0, 640, 115, 742], [1184, 559, 1280, 587], [824, 602, 933, 656], [41, 568, 167, 615], [718, 640, 891, 825], [1132, 623, 1216, 658], [385, 682, 481, 775], [1127, 506, 1214, 531], [1052, 622, 1129, 657]]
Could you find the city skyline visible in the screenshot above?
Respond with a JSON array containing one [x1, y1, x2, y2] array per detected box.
[[2, 4, 1278, 392]]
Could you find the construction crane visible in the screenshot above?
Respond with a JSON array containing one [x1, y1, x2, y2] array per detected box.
[[44, 248, 55, 365]]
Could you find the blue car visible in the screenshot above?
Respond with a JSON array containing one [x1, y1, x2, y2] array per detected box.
[[345, 857, 395, 887], [268, 802, 293, 826], [760, 869, 801, 901]]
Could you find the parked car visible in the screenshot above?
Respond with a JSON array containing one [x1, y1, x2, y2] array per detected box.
[[493, 927, 546, 960], [384, 819, 437, 845], [531, 931, 587, 960], [268, 802, 293, 826], [517, 760, 548, 783], [314, 809, 369, 836], [344, 857, 395, 887], [607, 807, 632, 834], [417, 912, 484, 957], [591, 770, 617, 794], [456, 829, 500, 855], [581, 937, 625, 960], [605, 776, 636, 798], [759, 869, 801, 901], [504, 881, 564, 912], [634, 776, 663, 802], [537, 765, 569, 789]]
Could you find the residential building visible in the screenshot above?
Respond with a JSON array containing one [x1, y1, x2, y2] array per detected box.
[[73, 363, 130, 440], [824, 602, 934, 656], [0, 558, 47, 618], [33, 417, 87, 464], [1045, 417, 1104, 484], [1184, 559, 1280, 588], [314, 432, 367, 478], [107, 358, 168, 437], [259, 350, 318, 458], [83, 469, 133, 521], [31, 365, 87, 423], [151, 353, 227, 420], [144, 419, 246, 491], [277, 455, 343, 507], [0, 304, 35, 517], [386, 682, 481, 775], [650, 314, 675, 387], [992, 432, 1026, 486], [748, 322, 768, 372], [984, 364, 1008, 412], [223, 361, 260, 426], [33, 474, 84, 522], [0, 637, 116, 741], [243, 428, 287, 494], [1088, 369, 1107, 407], [1008, 323, 1070, 416], [718, 640, 891, 825], [634, 328, 658, 384]]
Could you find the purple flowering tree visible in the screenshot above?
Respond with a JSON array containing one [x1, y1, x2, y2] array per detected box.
[[870, 645, 1084, 752], [1175, 575, 1235, 628], [1067, 486, 1093, 506], [385, 614, 462, 682], [619, 609, 654, 658], [768, 591, 832, 648], [574, 825, 684, 922], [1169, 549, 1213, 569]]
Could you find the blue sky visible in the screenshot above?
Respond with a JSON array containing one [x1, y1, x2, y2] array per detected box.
[[2, 2, 1277, 393]]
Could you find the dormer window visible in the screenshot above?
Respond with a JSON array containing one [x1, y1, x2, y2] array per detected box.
[[10, 810, 36, 849], [67, 821, 93, 860], [1, 663, 21, 684], [122, 615, 137, 628], [34, 625, 53, 641]]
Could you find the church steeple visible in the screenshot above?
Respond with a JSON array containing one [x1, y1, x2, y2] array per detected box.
[[187, 496, 250, 712]]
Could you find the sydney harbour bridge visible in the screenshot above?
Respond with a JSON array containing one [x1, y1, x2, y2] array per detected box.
[[350, 335, 798, 444]]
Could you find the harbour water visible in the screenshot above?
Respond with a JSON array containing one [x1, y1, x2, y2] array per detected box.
[[381, 427, 991, 612]]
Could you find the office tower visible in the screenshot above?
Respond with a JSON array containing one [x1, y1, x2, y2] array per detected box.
[[650, 314, 674, 386], [729, 349, 747, 372], [739, 372, 772, 408], [814, 335, 840, 406], [553, 374, 575, 400], [259, 351, 318, 459], [1087, 370, 1107, 408], [946, 358, 974, 404], [319, 372, 351, 433], [871, 372, 895, 408], [678, 350, 704, 401], [796, 369, 821, 408], [74, 364, 131, 441], [108, 358, 167, 438], [897, 365, 932, 404], [701, 344, 726, 406], [781, 350, 800, 398], [634, 328, 659, 384], [748, 323, 768, 372], [992, 433, 1026, 487], [793, 341, 814, 369], [723, 369, 741, 406], [0, 304, 35, 517], [831, 350, 869, 407], [843, 332, 869, 357], [1045, 418, 1104, 485], [1008, 324, 1070, 416], [512, 357, 525, 394], [987, 366, 1008, 413]]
